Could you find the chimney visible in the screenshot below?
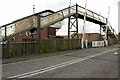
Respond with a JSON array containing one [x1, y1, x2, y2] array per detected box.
[[33, 5, 35, 14]]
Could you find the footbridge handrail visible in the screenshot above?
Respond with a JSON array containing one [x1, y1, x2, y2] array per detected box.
[[0, 4, 117, 42]]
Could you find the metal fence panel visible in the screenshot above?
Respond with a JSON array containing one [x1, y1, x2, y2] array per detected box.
[[92, 41, 105, 47]]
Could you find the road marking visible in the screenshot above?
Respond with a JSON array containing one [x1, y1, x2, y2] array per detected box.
[[1, 48, 95, 66], [7, 49, 117, 79], [0, 50, 82, 66]]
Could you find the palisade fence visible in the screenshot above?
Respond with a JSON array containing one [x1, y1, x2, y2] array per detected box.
[[2, 39, 81, 58]]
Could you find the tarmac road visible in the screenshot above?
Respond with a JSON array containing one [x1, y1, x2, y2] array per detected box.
[[2, 44, 119, 79]]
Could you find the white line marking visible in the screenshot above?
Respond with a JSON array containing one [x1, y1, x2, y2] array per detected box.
[[7, 49, 117, 79]]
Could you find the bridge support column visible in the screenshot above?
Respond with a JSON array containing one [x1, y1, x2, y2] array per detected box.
[[68, 16, 79, 39], [106, 19, 109, 40], [68, 17, 70, 39], [100, 25, 102, 40], [68, 4, 79, 39], [107, 28, 109, 40], [5, 26, 7, 40], [37, 15, 41, 40]]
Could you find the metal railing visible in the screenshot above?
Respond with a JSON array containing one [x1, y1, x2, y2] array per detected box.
[[40, 6, 76, 29], [107, 21, 117, 38], [77, 5, 106, 24], [0, 4, 116, 42], [0, 15, 37, 41], [0, 6, 76, 41]]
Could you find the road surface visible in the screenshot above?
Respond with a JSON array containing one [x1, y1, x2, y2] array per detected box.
[[1, 44, 119, 79]]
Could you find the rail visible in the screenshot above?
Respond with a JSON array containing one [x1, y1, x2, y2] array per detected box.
[[0, 4, 116, 42]]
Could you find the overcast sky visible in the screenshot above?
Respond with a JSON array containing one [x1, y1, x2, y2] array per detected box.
[[0, 0, 119, 35]]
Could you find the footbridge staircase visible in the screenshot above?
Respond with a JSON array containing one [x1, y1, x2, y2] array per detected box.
[[0, 4, 117, 41]]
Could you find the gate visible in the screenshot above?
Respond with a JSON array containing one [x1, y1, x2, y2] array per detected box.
[[92, 41, 105, 47]]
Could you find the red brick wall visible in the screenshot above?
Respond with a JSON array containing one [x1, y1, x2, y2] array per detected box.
[[77, 33, 100, 42], [41, 28, 48, 39], [15, 32, 32, 41], [87, 34, 100, 42], [63, 33, 101, 42], [15, 27, 57, 41]]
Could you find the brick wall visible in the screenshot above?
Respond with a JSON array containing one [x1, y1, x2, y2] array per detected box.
[[15, 27, 57, 41], [63, 33, 101, 42]]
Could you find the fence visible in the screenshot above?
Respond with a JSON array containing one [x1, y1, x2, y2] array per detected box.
[[108, 38, 118, 45], [2, 39, 81, 58], [92, 38, 118, 47], [92, 41, 105, 47]]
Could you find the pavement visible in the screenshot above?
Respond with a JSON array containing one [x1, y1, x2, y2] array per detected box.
[[1, 44, 120, 79]]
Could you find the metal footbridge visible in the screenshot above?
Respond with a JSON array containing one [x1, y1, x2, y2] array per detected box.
[[0, 4, 117, 41]]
